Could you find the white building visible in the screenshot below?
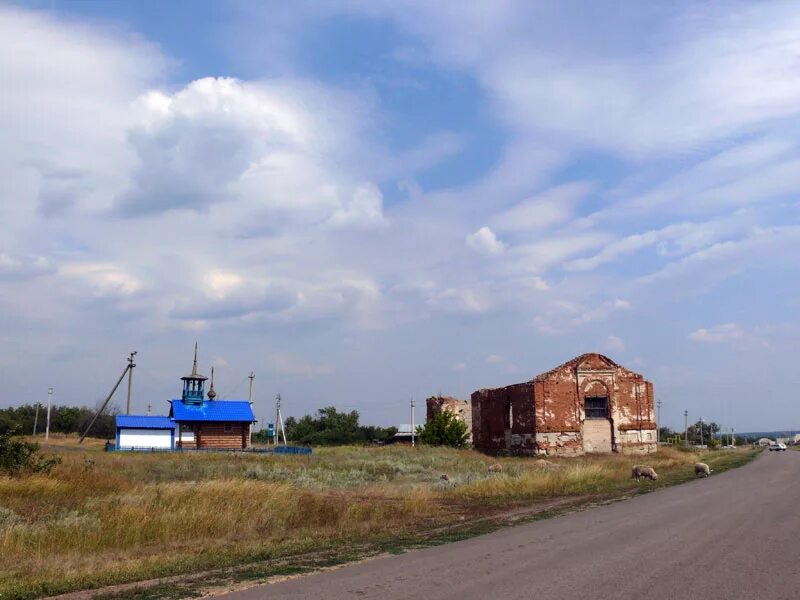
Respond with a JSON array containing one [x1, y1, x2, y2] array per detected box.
[[115, 415, 177, 450]]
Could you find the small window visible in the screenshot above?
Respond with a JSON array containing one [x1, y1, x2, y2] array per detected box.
[[224, 424, 232, 432], [585, 396, 609, 419]]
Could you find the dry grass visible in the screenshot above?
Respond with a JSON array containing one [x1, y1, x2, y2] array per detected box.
[[0, 440, 756, 599]]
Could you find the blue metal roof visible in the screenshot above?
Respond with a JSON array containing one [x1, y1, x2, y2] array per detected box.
[[116, 415, 176, 429], [170, 399, 255, 423]]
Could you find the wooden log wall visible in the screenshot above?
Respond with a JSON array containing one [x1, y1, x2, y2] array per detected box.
[[194, 423, 250, 449]]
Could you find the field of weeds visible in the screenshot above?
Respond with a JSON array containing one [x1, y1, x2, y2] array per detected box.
[[0, 437, 757, 599]]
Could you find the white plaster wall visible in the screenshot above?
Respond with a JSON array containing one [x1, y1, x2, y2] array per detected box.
[[119, 429, 172, 449]]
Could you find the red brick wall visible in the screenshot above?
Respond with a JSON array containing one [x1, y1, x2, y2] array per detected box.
[[472, 354, 656, 456]]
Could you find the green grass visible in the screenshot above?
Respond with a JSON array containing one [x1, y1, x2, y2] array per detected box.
[[0, 440, 757, 599]]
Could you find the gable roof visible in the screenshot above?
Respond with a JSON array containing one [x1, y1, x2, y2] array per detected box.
[[533, 353, 626, 382], [116, 415, 176, 430], [170, 399, 255, 423]]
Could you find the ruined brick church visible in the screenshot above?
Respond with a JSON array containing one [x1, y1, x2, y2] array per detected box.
[[471, 353, 657, 456]]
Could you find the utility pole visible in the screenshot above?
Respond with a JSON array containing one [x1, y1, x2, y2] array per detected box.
[[656, 399, 662, 444], [411, 398, 416, 447], [275, 393, 280, 446], [126, 351, 137, 415], [275, 394, 287, 446], [45, 387, 53, 440], [247, 372, 254, 448], [684, 409, 688, 447], [33, 401, 40, 436], [732, 427, 735, 447], [699, 416, 704, 446], [80, 353, 136, 443]]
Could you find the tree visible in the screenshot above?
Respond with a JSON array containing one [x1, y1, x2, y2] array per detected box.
[[687, 420, 720, 445], [417, 410, 469, 448]]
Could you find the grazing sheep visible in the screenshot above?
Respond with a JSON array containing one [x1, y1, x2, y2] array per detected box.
[[440, 473, 450, 482], [487, 463, 503, 473], [694, 462, 712, 478], [631, 465, 658, 481], [535, 459, 555, 467]]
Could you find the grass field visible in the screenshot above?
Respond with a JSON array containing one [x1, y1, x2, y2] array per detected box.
[[0, 437, 758, 599]]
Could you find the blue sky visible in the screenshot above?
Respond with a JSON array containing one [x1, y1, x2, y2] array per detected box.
[[2, 1, 800, 432]]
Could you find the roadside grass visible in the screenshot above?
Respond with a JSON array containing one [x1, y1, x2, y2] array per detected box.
[[0, 440, 757, 599]]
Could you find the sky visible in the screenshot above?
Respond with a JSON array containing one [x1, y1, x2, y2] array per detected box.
[[2, 1, 800, 432]]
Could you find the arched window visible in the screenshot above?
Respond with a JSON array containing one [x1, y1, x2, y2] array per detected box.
[[585, 396, 609, 419]]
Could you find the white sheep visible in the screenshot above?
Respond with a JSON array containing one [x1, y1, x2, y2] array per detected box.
[[694, 462, 712, 478], [631, 465, 658, 481]]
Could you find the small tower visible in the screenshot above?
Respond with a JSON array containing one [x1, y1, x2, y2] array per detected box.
[[207, 367, 217, 400], [181, 342, 208, 404]]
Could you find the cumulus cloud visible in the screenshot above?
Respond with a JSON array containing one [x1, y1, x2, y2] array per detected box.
[[115, 77, 386, 228], [466, 226, 505, 255]]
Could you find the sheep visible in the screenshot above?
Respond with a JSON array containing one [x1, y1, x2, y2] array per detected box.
[[631, 465, 658, 481], [694, 462, 712, 478], [487, 463, 503, 473], [440, 473, 450, 482]]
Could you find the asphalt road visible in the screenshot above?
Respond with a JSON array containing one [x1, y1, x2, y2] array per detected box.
[[223, 451, 800, 600]]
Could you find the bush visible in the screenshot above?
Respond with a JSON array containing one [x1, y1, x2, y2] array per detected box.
[[0, 429, 61, 476], [417, 410, 469, 448]]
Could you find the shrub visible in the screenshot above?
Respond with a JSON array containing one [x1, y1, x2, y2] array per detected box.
[[417, 410, 469, 448], [0, 429, 61, 476]]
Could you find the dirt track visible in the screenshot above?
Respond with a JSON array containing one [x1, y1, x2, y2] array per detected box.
[[221, 450, 800, 599]]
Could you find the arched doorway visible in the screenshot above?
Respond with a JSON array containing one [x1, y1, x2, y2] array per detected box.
[[582, 381, 613, 453]]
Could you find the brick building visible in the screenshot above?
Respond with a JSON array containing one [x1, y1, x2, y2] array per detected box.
[[426, 395, 472, 444], [471, 353, 656, 456]]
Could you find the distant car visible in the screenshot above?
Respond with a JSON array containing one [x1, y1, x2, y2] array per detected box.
[[768, 442, 787, 451]]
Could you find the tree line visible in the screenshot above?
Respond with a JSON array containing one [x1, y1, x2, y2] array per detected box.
[[253, 406, 399, 445], [0, 404, 116, 438], [251, 405, 469, 448]]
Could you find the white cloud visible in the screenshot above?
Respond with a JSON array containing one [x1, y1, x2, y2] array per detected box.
[[492, 182, 591, 233], [427, 287, 492, 314], [689, 323, 743, 343], [0, 253, 55, 281], [466, 226, 505, 255], [116, 77, 386, 229], [61, 263, 142, 297], [270, 353, 335, 377], [605, 335, 625, 352], [485, 353, 504, 364]]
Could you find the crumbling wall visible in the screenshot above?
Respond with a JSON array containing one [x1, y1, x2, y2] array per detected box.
[[471, 384, 535, 455], [532, 372, 583, 456], [426, 395, 473, 444], [471, 388, 505, 453], [472, 353, 657, 457]]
